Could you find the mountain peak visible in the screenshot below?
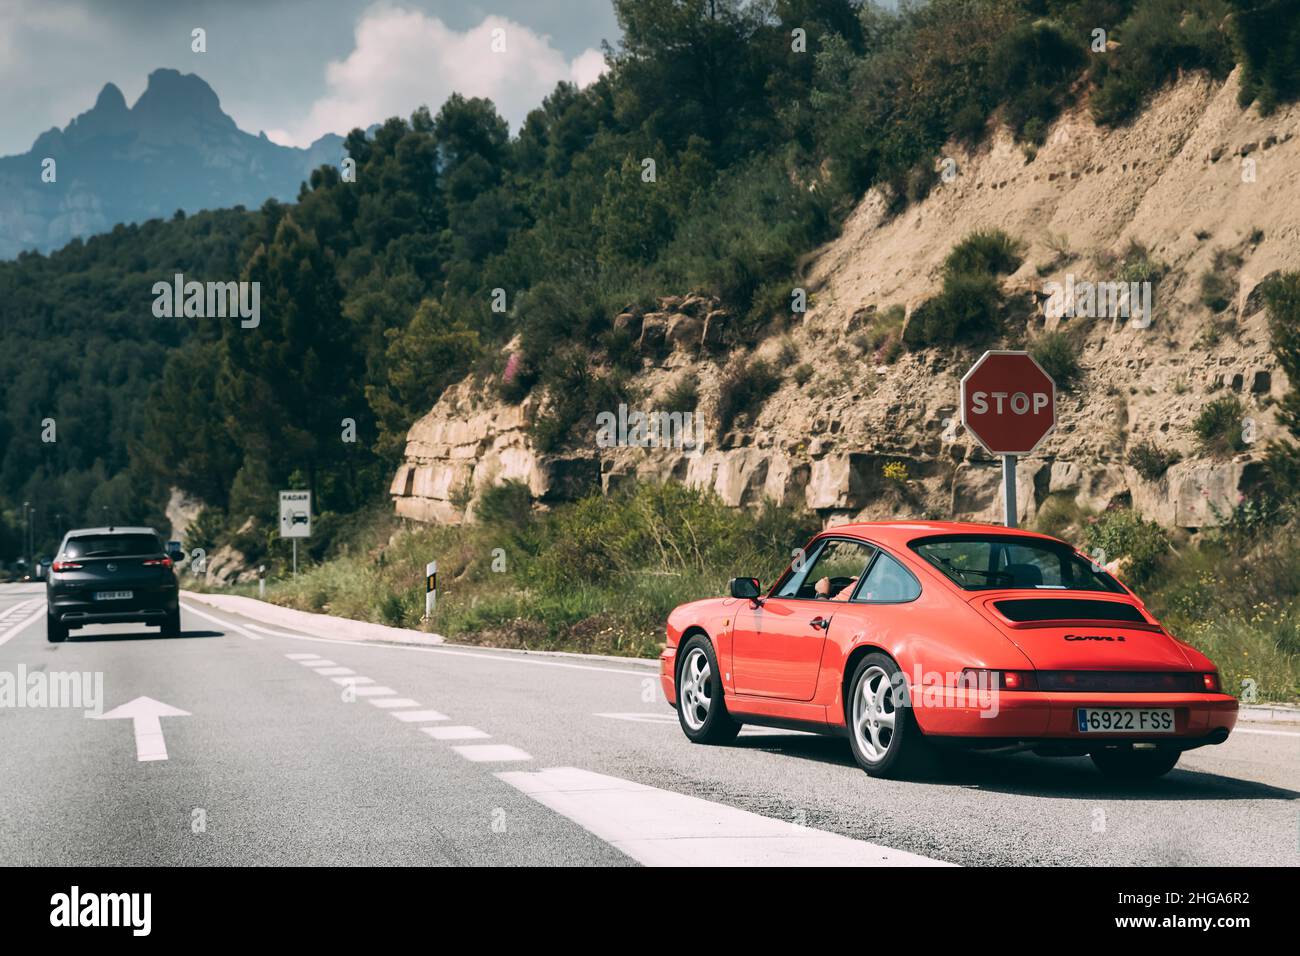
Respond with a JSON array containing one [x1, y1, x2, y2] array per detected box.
[[132, 69, 232, 127], [94, 82, 127, 113]]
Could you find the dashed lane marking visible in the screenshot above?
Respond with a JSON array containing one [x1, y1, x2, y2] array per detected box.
[[390, 709, 449, 723], [369, 697, 420, 709], [453, 744, 532, 762], [421, 726, 491, 740]]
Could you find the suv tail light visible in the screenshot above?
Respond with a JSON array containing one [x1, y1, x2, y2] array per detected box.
[[51, 560, 82, 572], [142, 557, 173, 569], [1202, 672, 1220, 693]]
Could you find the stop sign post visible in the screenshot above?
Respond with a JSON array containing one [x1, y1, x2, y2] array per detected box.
[[959, 350, 1057, 527]]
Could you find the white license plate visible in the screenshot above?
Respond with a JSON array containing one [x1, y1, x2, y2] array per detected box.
[[94, 590, 133, 601], [1077, 708, 1174, 733]]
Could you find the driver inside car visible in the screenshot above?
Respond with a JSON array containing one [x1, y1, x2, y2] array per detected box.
[[813, 575, 858, 600]]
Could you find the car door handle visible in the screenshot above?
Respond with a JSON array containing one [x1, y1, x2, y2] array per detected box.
[[809, 616, 831, 630]]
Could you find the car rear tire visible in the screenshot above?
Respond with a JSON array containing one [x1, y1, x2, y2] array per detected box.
[[846, 652, 933, 779], [161, 610, 181, 637], [46, 614, 67, 643], [675, 635, 741, 745], [1090, 746, 1180, 779]]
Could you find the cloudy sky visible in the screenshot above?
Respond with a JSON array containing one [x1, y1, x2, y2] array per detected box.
[[0, 0, 620, 155]]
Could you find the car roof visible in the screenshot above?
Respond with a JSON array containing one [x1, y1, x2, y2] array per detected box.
[[62, 526, 160, 537], [815, 520, 1064, 549]]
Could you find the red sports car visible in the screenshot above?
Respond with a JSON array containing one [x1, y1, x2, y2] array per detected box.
[[660, 521, 1237, 779]]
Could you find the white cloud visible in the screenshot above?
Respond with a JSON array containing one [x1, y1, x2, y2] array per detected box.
[[286, 6, 608, 147]]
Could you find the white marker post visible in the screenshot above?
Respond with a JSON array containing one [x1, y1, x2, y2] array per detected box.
[[424, 560, 437, 619]]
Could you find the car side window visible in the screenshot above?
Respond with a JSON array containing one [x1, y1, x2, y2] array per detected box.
[[776, 538, 876, 601], [850, 552, 921, 603]]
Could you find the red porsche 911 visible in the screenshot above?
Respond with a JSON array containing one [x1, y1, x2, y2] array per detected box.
[[660, 521, 1237, 779]]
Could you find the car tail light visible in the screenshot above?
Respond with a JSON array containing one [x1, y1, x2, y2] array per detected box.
[[143, 557, 173, 569], [960, 668, 1038, 691], [1202, 672, 1220, 693], [51, 560, 82, 572]]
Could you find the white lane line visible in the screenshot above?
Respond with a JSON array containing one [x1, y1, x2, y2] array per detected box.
[[594, 712, 811, 736], [314, 667, 354, 676], [369, 697, 420, 709], [285, 653, 320, 660], [241, 623, 652, 677], [454, 744, 532, 762], [595, 712, 678, 724], [299, 659, 338, 668], [498, 767, 952, 867], [0, 604, 47, 647], [181, 602, 263, 639], [421, 726, 491, 740], [1234, 727, 1300, 738], [390, 709, 449, 723], [351, 686, 397, 697], [330, 676, 375, 686]]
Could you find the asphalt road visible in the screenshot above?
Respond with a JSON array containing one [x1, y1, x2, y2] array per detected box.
[[1, 582, 1296, 867]]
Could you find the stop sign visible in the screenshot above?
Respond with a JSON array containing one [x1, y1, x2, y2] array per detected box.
[[960, 350, 1056, 455]]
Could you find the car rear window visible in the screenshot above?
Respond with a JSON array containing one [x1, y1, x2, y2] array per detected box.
[[911, 535, 1125, 593], [994, 598, 1146, 623], [63, 534, 161, 558]]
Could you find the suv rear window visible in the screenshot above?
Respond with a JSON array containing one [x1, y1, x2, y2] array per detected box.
[[911, 535, 1125, 593], [63, 534, 161, 558]]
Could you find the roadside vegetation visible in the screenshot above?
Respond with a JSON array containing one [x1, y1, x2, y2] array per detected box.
[[204, 483, 820, 660]]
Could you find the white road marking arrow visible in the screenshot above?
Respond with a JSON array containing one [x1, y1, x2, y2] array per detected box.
[[92, 696, 191, 762]]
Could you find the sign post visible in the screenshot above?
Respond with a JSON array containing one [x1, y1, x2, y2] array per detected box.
[[959, 351, 1056, 528], [278, 490, 312, 578], [424, 560, 437, 619]]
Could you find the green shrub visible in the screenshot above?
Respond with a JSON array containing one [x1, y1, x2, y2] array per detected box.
[[715, 356, 781, 433], [476, 480, 533, 527], [1092, 0, 1234, 126], [1083, 508, 1170, 585], [1033, 492, 1087, 541], [1200, 270, 1234, 313], [1192, 395, 1247, 456], [1230, 0, 1300, 113], [1029, 331, 1082, 392], [904, 271, 1003, 348], [1127, 441, 1181, 480], [991, 19, 1087, 142], [662, 373, 699, 412], [943, 229, 1024, 278]]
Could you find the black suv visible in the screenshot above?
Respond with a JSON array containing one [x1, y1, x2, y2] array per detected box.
[[46, 527, 184, 642]]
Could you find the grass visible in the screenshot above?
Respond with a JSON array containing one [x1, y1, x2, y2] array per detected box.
[[1192, 395, 1247, 456], [234, 482, 819, 660]]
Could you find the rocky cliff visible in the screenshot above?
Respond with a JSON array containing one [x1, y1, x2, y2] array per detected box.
[[392, 69, 1298, 532]]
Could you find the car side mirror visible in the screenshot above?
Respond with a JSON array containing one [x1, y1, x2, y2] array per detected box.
[[729, 577, 761, 601]]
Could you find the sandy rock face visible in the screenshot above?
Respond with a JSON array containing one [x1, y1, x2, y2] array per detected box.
[[392, 69, 1295, 532]]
